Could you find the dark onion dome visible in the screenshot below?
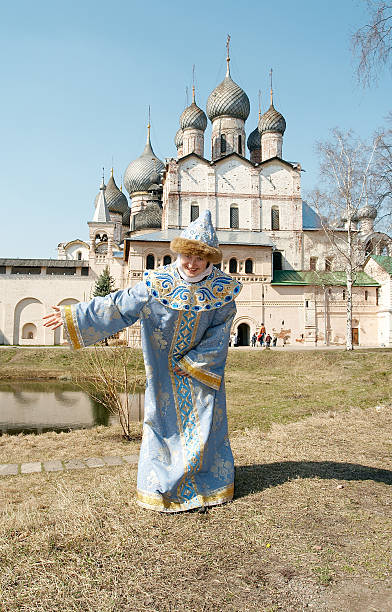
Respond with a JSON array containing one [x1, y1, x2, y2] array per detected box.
[[247, 126, 261, 152], [258, 104, 286, 135], [134, 202, 162, 231], [180, 101, 207, 131], [358, 204, 377, 220], [124, 129, 165, 195], [206, 68, 250, 122], [122, 206, 131, 226], [105, 171, 128, 214], [175, 128, 183, 149]]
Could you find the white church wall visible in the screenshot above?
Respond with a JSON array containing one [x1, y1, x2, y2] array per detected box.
[[0, 275, 94, 345]]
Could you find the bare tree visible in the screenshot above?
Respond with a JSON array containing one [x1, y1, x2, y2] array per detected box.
[[353, 1, 392, 85], [373, 117, 392, 231], [309, 129, 381, 350]]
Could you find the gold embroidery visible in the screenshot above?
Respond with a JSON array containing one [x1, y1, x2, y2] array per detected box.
[[136, 483, 234, 512], [63, 305, 82, 350], [180, 355, 221, 390]]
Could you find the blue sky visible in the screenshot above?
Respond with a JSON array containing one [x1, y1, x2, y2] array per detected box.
[[1, 0, 391, 258]]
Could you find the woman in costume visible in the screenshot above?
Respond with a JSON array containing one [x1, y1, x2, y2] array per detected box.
[[43, 210, 242, 513]]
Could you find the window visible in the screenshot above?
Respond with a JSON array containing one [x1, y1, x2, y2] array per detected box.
[[22, 323, 37, 339], [271, 207, 280, 230], [221, 134, 226, 153], [230, 206, 239, 229], [376, 288, 380, 306], [365, 290, 368, 301], [245, 259, 253, 273], [272, 251, 282, 271], [238, 134, 242, 155], [146, 254, 155, 270], [81, 267, 89, 276], [343, 289, 346, 300], [381, 245, 388, 256], [77, 251, 82, 261], [310, 257, 317, 271], [190, 204, 199, 222], [229, 258, 238, 273], [325, 257, 333, 272], [163, 255, 172, 266]]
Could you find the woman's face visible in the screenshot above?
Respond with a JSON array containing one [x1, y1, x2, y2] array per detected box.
[[180, 254, 208, 277]]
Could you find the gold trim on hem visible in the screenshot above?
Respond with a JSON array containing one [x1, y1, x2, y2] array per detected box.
[[179, 355, 221, 390], [136, 483, 234, 513]]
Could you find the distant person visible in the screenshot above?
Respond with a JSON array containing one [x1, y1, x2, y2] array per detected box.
[[251, 333, 257, 347], [265, 334, 271, 348], [272, 336, 278, 347]]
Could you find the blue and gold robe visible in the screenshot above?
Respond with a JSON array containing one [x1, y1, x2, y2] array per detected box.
[[61, 263, 242, 512]]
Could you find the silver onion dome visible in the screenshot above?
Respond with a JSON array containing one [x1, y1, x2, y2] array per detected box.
[[206, 70, 250, 122], [175, 128, 183, 149], [105, 172, 128, 214], [180, 102, 207, 131], [134, 202, 162, 231], [124, 130, 165, 195], [247, 126, 261, 152], [358, 205, 377, 220], [258, 104, 286, 135], [122, 206, 131, 226]]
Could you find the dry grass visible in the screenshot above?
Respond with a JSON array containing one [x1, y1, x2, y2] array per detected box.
[[1, 348, 392, 610], [1, 406, 391, 611]]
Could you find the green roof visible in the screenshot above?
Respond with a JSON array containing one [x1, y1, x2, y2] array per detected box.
[[271, 270, 380, 287], [371, 255, 392, 275]]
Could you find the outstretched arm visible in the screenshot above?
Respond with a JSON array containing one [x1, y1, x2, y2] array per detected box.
[[42, 283, 150, 349]]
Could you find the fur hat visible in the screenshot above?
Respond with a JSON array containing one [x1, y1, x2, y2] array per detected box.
[[170, 210, 222, 264]]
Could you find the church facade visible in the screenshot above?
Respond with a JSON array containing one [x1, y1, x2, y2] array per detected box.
[[1, 51, 392, 347]]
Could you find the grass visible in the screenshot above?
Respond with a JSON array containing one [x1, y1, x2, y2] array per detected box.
[[0, 348, 392, 610]]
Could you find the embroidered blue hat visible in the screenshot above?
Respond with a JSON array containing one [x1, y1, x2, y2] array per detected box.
[[170, 209, 222, 263]]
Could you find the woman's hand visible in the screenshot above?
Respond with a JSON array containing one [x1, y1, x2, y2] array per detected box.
[[173, 364, 189, 377], [42, 306, 63, 330]]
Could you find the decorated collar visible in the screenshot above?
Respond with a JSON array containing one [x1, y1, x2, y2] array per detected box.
[[143, 264, 242, 312]]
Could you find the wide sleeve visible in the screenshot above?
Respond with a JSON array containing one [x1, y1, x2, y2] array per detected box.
[[177, 300, 236, 391], [60, 282, 150, 349]]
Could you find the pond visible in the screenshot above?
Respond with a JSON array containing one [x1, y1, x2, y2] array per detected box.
[[0, 380, 145, 435]]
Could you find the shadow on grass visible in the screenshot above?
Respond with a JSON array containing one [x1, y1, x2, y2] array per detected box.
[[234, 461, 392, 499]]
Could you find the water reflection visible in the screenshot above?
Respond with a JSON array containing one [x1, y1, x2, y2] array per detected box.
[[0, 380, 144, 435]]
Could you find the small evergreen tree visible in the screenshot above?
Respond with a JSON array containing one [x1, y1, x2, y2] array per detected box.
[[93, 266, 117, 297]]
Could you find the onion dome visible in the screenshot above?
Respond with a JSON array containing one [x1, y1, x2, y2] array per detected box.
[[124, 127, 165, 195], [247, 126, 261, 152], [180, 94, 207, 131], [122, 207, 131, 226], [358, 205, 377, 220], [175, 128, 183, 149], [206, 63, 250, 122], [105, 169, 128, 214], [134, 202, 162, 231], [258, 104, 286, 135]]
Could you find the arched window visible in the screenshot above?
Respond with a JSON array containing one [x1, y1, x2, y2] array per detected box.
[[343, 289, 346, 300], [22, 323, 37, 339], [190, 204, 199, 222], [229, 258, 238, 273], [238, 134, 242, 155], [221, 134, 226, 153], [77, 251, 82, 261], [365, 290, 368, 301], [271, 206, 280, 230], [272, 251, 282, 271], [163, 255, 172, 266], [146, 254, 155, 270], [245, 259, 253, 273], [230, 205, 239, 229]]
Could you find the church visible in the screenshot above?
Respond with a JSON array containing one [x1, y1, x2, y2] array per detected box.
[[1, 46, 392, 348]]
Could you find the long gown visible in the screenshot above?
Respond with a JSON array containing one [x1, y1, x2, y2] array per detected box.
[[61, 263, 242, 512]]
